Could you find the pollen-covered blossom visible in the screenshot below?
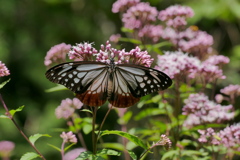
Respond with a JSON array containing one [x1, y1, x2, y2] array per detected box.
[[155, 51, 200, 79], [55, 98, 83, 119], [158, 5, 194, 28], [112, 0, 140, 13], [122, 2, 158, 29], [63, 148, 86, 160], [218, 123, 240, 151], [60, 131, 77, 143], [183, 93, 235, 128], [198, 128, 220, 145], [0, 61, 10, 77], [0, 140, 15, 158], [44, 43, 71, 67], [151, 135, 172, 149], [138, 25, 163, 43], [68, 42, 98, 61]]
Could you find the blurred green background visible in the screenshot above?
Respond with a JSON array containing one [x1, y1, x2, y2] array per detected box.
[[0, 0, 240, 159]]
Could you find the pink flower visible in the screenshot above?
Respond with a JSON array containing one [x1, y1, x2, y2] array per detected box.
[[158, 5, 194, 28], [55, 98, 83, 119], [183, 93, 234, 128], [63, 148, 86, 160], [220, 84, 240, 97], [112, 0, 140, 13], [44, 43, 71, 67], [0, 141, 15, 158], [155, 51, 200, 79], [138, 25, 163, 43], [0, 61, 10, 77], [218, 123, 240, 151], [60, 131, 77, 143], [151, 135, 172, 149], [198, 128, 220, 145], [109, 34, 121, 43], [68, 42, 98, 61], [122, 2, 158, 29], [95, 41, 153, 67]]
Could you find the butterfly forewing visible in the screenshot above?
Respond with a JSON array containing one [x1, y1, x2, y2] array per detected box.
[[117, 64, 172, 97], [46, 61, 110, 106]]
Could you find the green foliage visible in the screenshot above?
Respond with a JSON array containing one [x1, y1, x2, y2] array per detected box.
[[9, 105, 25, 117], [99, 130, 148, 149], [76, 149, 121, 160], [20, 152, 39, 160], [29, 134, 51, 146], [0, 79, 10, 89]]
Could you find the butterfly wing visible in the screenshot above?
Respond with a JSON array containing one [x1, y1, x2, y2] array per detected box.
[[116, 64, 172, 98], [108, 69, 140, 108], [45, 61, 109, 106]]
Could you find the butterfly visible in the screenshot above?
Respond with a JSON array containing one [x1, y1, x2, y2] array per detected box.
[[45, 60, 172, 108]]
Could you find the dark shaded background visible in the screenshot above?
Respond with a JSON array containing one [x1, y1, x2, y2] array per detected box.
[[0, 0, 240, 159]]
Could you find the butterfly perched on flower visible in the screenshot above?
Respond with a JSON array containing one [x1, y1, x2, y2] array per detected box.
[[45, 42, 172, 108]]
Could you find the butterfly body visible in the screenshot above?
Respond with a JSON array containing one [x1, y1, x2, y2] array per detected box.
[[46, 60, 172, 108]]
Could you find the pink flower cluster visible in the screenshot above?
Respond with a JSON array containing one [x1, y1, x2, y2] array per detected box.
[[112, 0, 140, 13], [220, 84, 240, 97], [138, 25, 163, 43], [151, 134, 172, 149], [68, 42, 98, 61], [183, 93, 234, 128], [0, 61, 10, 77], [198, 128, 220, 145], [198, 124, 240, 151], [159, 5, 194, 28], [122, 2, 158, 30], [44, 43, 71, 67], [0, 141, 15, 158], [162, 27, 213, 57], [69, 41, 153, 67], [155, 51, 229, 83], [55, 98, 83, 119], [60, 131, 77, 143], [155, 51, 200, 79]]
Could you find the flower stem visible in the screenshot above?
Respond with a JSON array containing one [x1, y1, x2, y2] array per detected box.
[[0, 94, 46, 160], [91, 106, 97, 155], [60, 141, 65, 160]]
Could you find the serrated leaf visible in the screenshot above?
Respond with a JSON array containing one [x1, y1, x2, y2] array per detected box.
[[45, 85, 67, 92], [127, 150, 137, 160], [47, 143, 61, 151], [9, 105, 24, 117], [99, 130, 147, 149], [97, 148, 121, 156], [20, 152, 39, 160], [0, 79, 10, 89], [29, 134, 51, 146]]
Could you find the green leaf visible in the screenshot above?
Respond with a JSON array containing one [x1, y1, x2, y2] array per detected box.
[[64, 143, 76, 151], [0, 79, 10, 89], [76, 151, 94, 160], [118, 111, 132, 125], [29, 133, 51, 146], [45, 85, 67, 92], [81, 109, 93, 114], [0, 115, 8, 119], [162, 150, 178, 160], [99, 130, 147, 149], [47, 143, 61, 151], [9, 105, 24, 117], [134, 108, 166, 121], [20, 152, 39, 160], [127, 150, 137, 160], [97, 148, 121, 156], [101, 143, 125, 151]]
